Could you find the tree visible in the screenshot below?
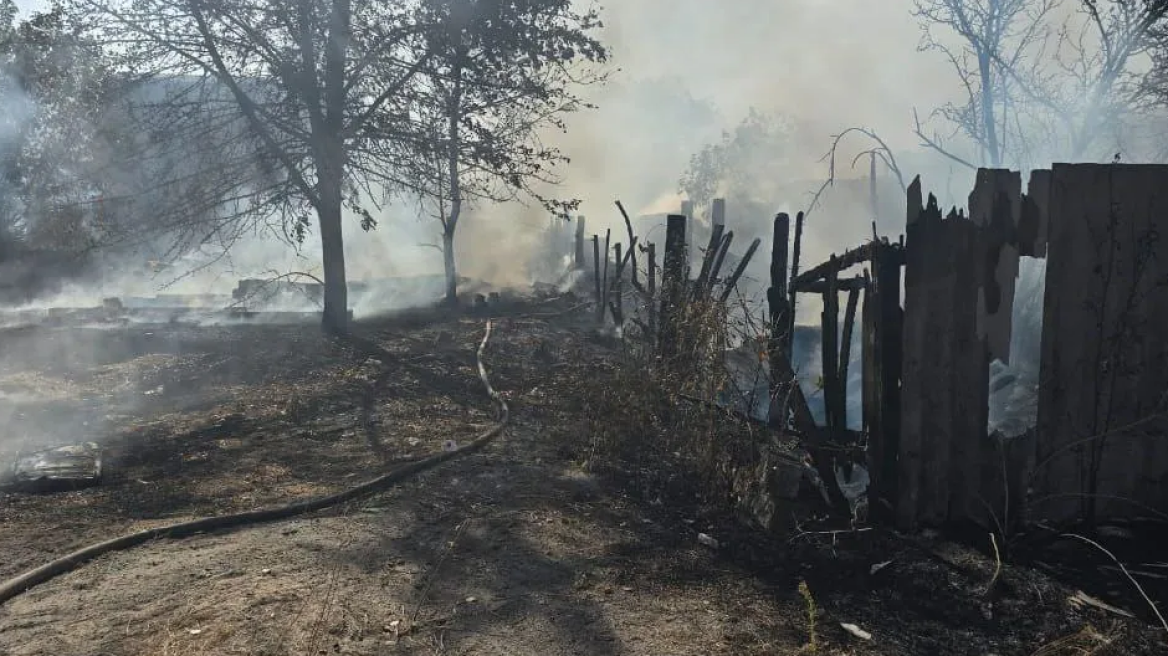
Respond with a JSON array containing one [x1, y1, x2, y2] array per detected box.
[[913, 0, 1168, 170], [0, 1, 120, 255], [679, 108, 795, 217], [401, 0, 607, 303], [73, 0, 434, 332], [912, 0, 1060, 170]]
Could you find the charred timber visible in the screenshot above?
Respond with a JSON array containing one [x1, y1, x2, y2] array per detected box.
[[794, 276, 868, 294], [790, 241, 905, 288]]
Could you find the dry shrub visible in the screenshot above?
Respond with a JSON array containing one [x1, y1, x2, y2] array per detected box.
[[578, 295, 774, 507]]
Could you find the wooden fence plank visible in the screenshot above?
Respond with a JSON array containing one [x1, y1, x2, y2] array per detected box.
[[1035, 164, 1168, 524], [969, 169, 1022, 365], [574, 216, 587, 269], [659, 214, 688, 358], [768, 214, 791, 430]]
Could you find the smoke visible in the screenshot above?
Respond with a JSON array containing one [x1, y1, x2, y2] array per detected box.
[[457, 0, 965, 297]]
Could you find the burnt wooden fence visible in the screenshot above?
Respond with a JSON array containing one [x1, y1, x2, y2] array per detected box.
[[563, 165, 1168, 532]]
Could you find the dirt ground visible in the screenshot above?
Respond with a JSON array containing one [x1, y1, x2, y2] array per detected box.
[[0, 301, 1165, 656]]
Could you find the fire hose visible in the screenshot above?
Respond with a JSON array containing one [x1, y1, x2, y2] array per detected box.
[[0, 320, 508, 608]]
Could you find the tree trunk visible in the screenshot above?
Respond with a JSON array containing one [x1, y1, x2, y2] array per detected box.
[[317, 0, 351, 333], [978, 49, 1001, 167], [442, 55, 465, 305], [318, 179, 348, 333], [443, 227, 457, 304]]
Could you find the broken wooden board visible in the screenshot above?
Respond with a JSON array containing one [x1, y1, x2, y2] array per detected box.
[[968, 168, 1022, 365]]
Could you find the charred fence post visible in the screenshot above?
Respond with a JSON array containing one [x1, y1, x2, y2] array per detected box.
[[838, 283, 861, 430], [592, 235, 602, 311], [575, 216, 587, 270], [692, 222, 726, 301], [822, 262, 841, 438], [659, 215, 688, 358], [599, 229, 611, 324], [646, 242, 658, 344], [718, 238, 760, 303], [896, 175, 989, 530], [611, 242, 624, 326], [787, 211, 805, 356], [864, 239, 904, 524], [767, 213, 791, 429]]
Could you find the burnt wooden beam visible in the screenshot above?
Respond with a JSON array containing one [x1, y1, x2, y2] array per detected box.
[[838, 285, 861, 431], [768, 214, 792, 399], [598, 229, 612, 323], [574, 216, 587, 269], [821, 262, 842, 441], [768, 347, 851, 515], [610, 242, 624, 325], [718, 238, 761, 303], [787, 211, 805, 356], [659, 215, 687, 357], [646, 243, 657, 343], [615, 200, 641, 290], [767, 229, 792, 428], [692, 222, 725, 300], [791, 242, 881, 288], [592, 234, 601, 306], [708, 231, 734, 288], [865, 241, 903, 525], [793, 276, 868, 294]]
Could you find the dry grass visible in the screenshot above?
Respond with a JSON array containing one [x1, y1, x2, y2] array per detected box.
[[577, 296, 781, 511]]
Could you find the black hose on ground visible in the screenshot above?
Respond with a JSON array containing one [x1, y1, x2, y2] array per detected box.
[[0, 320, 508, 608]]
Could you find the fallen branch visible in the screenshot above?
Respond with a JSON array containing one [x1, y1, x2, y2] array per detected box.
[[0, 321, 509, 608]]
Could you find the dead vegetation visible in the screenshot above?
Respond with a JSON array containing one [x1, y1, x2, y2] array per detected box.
[[0, 299, 1164, 655]]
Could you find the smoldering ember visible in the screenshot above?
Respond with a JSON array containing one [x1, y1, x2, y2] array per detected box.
[[2, 1, 1168, 655]]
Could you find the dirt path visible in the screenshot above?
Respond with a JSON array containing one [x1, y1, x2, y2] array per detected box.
[[0, 311, 1164, 655]]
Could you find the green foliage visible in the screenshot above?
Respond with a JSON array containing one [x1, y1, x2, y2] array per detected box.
[[0, 1, 117, 251], [797, 580, 820, 653]]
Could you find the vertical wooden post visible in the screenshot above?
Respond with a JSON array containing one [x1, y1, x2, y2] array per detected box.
[[897, 177, 929, 530], [787, 211, 805, 355], [681, 200, 694, 277], [612, 242, 624, 325], [599, 229, 611, 323], [708, 231, 734, 289], [592, 234, 601, 310], [711, 198, 726, 227], [898, 176, 987, 529], [768, 213, 791, 429], [574, 216, 587, 270], [968, 169, 1021, 365], [647, 242, 658, 344], [838, 285, 861, 429], [659, 215, 688, 357], [865, 240, 903, 524], [822, 261, 841, 437], [869, 151, 878, 225], [693, 223, 726, 299]]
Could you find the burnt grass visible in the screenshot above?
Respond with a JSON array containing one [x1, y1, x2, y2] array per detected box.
[[0, 298, 1163, 655]]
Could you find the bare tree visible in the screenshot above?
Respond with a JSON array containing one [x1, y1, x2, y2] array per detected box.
[[71, 0, 433, 332], [401, 0, 607, 303], [915, 1, 1168, 169], [912, 0, 1061, 170]]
